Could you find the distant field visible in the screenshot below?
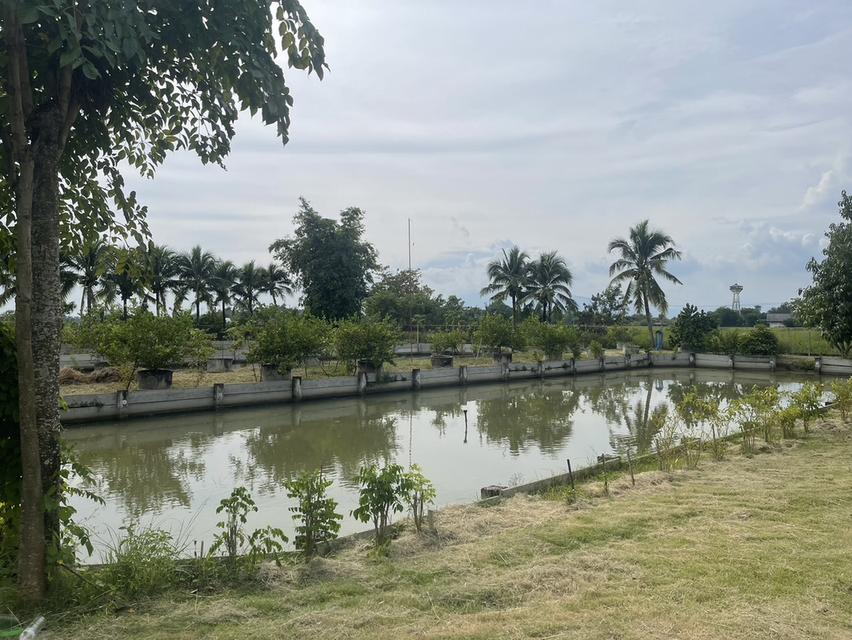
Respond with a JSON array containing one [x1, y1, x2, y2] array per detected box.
[[718, 326, 837, 356]]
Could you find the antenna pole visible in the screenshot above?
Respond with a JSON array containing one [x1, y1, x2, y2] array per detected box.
[[408, 218, 411, 271]]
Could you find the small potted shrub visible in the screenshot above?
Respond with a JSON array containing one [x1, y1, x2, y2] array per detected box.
[[541, 324, 581, 361], [476, 315, 517, 363], [589, 340, 604, 363], [333, 319, 401, 377], [246, 311, 329, 381], [429, 329, 465, 368], [91, 311, 212, 390]]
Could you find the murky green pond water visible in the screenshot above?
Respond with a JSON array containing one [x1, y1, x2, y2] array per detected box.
[[65, 368, 814, 559]]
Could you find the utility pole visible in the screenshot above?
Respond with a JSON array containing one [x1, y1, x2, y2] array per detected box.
[[408, 218, 414, 359]]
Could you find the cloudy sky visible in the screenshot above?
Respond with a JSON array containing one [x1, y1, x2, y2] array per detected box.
[[125, 0, 852, 313]]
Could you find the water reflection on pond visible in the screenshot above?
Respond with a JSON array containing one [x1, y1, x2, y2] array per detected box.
[[65, 368, 812, 559]]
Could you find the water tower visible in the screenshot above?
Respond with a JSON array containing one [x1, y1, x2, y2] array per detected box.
[[730, 282, 743, 312]]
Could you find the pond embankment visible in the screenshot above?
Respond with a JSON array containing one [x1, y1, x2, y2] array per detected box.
[[61, 352, 852, 424]]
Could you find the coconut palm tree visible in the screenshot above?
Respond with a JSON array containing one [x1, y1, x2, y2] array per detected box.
[[101, 247, 146, 319], [175, 245, 217, 320], [480, 246, 530, 328], [525, 251, 577, 322], [262, 262, 292, 307], [211, 260, 238, 331], [1, 249, 80, 313], [144, 244, 179, 316], [64, 238, 113, 317], [232, 261, 266, 315], [608, 220, 682, 347]]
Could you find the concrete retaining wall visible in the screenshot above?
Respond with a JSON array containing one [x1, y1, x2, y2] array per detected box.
[[62, 352, 840, 425], [817, 356, 852, 376]]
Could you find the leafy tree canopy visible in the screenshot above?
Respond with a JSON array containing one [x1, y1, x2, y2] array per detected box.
[[669, 303, 717, 351], [710, 306, 764, 328], [270, 198, 379, 320], [797, 191, 852, 357], [577, 284, 627, 327], [0, 0, 327, 248]]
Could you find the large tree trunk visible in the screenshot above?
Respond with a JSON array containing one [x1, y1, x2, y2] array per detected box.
[[222, 299, 227, 331], [31, 128, 64, 553], [5, 5, 46, 601], [14, 154, 46, 601], [511, 294, 517, 329]]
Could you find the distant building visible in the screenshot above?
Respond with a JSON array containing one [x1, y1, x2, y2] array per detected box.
[[766, 313, 793, 328]]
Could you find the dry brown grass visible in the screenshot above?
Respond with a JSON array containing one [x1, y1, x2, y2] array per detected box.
[[51, 415, 852, 640]]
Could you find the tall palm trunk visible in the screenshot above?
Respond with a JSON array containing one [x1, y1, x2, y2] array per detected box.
[[196, 297, 201, 321], [271, 291, 277, 307], [511, 294, 517, 329], [221, 299, 227, 332], [79, 288, 86, 317], [643, 288, 654, 349]]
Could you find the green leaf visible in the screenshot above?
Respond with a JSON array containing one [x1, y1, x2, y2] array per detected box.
[[59, 47, 81, 68], [81, 62, 100, 80], [18, 4, 40, 24]]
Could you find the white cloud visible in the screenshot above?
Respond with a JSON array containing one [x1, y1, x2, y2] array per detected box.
[[121, 0, 852, 313]]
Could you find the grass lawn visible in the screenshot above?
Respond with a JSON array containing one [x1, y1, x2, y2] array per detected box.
[[716, 326, 839, 357], [48, 415, 852, 639]]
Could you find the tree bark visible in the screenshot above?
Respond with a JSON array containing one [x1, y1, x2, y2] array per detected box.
[[643, 290, 655, 349], [4, 5, 46, 602], [14, 156, 46, 601], [31, 122, 64, 551]]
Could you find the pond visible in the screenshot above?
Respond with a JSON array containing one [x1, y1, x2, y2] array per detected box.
[[65, 368, 813, 560]]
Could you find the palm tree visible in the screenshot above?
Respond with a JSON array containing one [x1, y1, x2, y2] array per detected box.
[[144, 244, 179, 316], [59, 254, 79, 314], [211, 260, 238, 331], [480, 246, 530, 328], [175, 245, 217, 320], [101, 247, 146, 319], [232, 261, 266, 315], [1, 250, 78, 312], [262, 262, 292, 307], [608, 220, 682, 347], [525, 251, 577, 322], [63, 238, 112, 317]]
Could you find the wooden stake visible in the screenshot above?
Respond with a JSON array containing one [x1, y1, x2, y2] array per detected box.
[[626, 449, 635, 486]]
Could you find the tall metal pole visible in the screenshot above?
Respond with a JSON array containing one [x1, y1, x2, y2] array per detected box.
[[408, 218, 413, 357]]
